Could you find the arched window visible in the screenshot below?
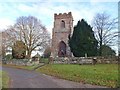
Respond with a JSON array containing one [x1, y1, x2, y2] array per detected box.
[[61, 20, 65, 28]]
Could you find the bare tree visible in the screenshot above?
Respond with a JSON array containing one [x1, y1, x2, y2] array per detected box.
[[93, 12, 118, 56], [0, 32, 2, 58], [1, 32, 7, 57], [6, 16, 50, 59], [1, 31, 12, 57], [1, 26, 19, 57]]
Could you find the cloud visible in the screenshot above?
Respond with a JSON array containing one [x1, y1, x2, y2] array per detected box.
[[0, 18, 14, 31], [90, 0, 119, 2], [111, 46, 118, 56], [17, 4, 34, 12], [1, 0, 89, 3], [0, 2, 118, 35], [1, 0, 119, 2]]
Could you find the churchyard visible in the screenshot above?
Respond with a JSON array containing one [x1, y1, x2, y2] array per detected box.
[[2, 57, 119, 88], [1, 9, 119, 88]]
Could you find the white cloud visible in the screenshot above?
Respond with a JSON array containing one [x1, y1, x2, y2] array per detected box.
[[0, 18, 14, 31], [111, 46, 118, 56], [0, 0, 89, 3], [46, 25, 53, 38], [17, 4, 34, 12], [0, 2, 117, 34], [1, 0, 119, 2], [90, 0, 119, 2]]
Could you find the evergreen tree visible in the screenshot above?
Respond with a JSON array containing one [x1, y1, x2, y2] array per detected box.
[[100, 45, 116, 56], [43, 47, 51, 58], [12, 40, 26, 59], [69, 19, 98, 57]]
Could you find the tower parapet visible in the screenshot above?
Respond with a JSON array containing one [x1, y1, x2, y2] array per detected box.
[[54, 12, 73, 19]]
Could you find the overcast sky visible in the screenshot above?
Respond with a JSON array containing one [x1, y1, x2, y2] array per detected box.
[[0, 0, 119, 55]]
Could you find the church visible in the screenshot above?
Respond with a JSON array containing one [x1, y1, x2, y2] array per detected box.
[[51, 12, 73, 57]]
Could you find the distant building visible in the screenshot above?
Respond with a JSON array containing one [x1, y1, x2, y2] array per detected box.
[[32, 53, 40, 64], [6, 47, 12, 55]]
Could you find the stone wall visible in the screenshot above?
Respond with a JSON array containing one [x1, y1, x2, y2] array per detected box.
[[49, 56, 118, 64], [2, 59, 39, 66], [95, 56, 118, 64]]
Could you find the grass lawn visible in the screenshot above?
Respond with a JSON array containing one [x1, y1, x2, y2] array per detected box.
[[40, 58, 49, 64], [2, 64, 41, 70], [36, 64, 119, 88], [0, 70, 10, 88]]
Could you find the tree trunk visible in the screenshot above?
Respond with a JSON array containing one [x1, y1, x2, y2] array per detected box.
[[26, 50, 31, 59], [99, 40, 102, 56]]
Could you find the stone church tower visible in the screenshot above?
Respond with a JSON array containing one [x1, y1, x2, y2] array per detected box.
[[51, 12, 73, 57]]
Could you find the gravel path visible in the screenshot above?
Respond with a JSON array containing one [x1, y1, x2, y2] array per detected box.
[[2, 66, 107, 88]]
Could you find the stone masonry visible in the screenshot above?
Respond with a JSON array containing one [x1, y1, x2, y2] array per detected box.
[[51, 12, 73, 57]]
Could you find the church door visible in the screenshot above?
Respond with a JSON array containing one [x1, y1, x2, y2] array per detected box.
[[58, 41, 66, 57]]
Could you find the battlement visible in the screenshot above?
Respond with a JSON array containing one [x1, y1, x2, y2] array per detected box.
[[54, 12, 73, 19]]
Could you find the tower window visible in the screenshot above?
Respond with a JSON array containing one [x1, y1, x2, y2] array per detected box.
[[61, 20, 65, 28]]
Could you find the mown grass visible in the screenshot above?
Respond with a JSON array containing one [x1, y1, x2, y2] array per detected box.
[[2, 64, 40, 70], [0, 70, 10, 88], [40, 58, 49, 64], [36, 64, 118, 88]]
